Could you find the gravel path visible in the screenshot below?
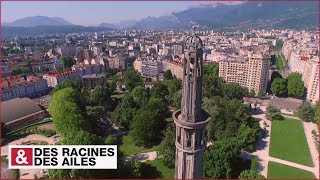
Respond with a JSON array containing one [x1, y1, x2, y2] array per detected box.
[[1, 134, 56, 179], [302, 121, 319, 178], [251, 106, 271, 178], [127, 151, 157, 162], [1, 163, 13, 179]]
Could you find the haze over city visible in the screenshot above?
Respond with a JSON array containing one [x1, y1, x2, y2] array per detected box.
[[2, 1, 243, 25], [1, 1, 319, 180]]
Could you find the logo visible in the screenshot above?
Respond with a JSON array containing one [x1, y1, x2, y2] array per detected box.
[[8, 145, 117, 169], [10, 148, 33, 166]]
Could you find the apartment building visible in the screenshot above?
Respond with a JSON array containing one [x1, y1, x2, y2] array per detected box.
[[43, 70, 82, 87], [163, 60, 183, 79], [219, 54, 270, 93], [133, 57, 163, 78], [2, 75, 49, 101], [300, 58, 319, 104], [82, 74, 106, 90]]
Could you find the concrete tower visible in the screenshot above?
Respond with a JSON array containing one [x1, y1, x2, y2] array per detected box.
[[173, 27, 210, 179]]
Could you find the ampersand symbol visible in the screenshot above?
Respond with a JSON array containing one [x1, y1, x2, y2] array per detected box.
[[15, 149, 28, 164]]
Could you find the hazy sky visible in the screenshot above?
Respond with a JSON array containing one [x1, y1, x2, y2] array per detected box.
[[2, 1, 204, 26]]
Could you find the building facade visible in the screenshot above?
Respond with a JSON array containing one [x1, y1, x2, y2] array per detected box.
[[219, 53, 270, 93], [43, 70, 82, 87], [163, 61, 183, 79], [82, 74, 106, 89], [301, 58, 319, 104], [2, 75, 49, 101]]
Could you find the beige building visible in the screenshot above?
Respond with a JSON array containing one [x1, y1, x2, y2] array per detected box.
[[163, 61, 183, 79], [133, 57, 163, 78], [2, 75, 49, 101], [219, 54, 270, 93], [43, 70, 82, 87], [302, 58, 319, 104]]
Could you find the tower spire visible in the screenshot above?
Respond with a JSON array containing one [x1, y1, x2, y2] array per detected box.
[[173, 28, 210, 179]]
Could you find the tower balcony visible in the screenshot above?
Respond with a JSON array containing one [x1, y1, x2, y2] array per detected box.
[[173, 109, 210, 129]]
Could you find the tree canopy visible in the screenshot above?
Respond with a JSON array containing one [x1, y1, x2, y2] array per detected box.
[[203, 97, 260, 142], [265, 106, 283, 120], [203, 137, 241, 178], [203, 63, 219, 77], [298, 101, 315, 122], [157, 123, 175, 168], [223, 83, 249, 100], [92, 85, 115, 112], [271, 78, 287, 96], [287, 73, 305, 98], [130, 109, 164, 147], [203, 75, 225, 98], [164, 70, 173, 80], [49, 87, 89, 137], [123, 68, 143, 91], [61, 56, 76, 69], [131, 85, 149, 105], [110, 94, 137, 130]]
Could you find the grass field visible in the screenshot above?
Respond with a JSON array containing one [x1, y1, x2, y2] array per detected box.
[[268, 161, 315, 179], [111, 93, 125, 99], [281, 54, 288, 68], [269, 119, 313, 166], [144, 160, 174, 178], [119, 134, 159, 156]]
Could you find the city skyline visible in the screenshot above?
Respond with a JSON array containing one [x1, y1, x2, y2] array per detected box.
[[1, 1, 318, 179]]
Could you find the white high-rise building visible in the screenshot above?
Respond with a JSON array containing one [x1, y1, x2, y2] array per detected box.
[[219, 54, 271, 93]]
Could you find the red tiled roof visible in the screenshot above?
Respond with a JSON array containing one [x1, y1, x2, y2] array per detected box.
[[168, 61, 182, 67], [116, 72, 123, 76], [300, 56, 309, 61], [43, 69, 80, 77], [1, 75, 44, 90]]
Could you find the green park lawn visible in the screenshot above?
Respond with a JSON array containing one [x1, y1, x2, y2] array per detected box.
[[268, 161, 315, 179], [275, 55, 284, 73], [269, 119, 313, 167], [144, 160, 174, 178], [119, 134, 159, 156], [111, 93, 125, 99]]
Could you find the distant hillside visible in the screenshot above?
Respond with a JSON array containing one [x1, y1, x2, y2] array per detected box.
[[98, 20, 139, 29], [99, 22, 117, 29], [2, 25, 114, 38], [133, 1, 319, 30], [2, 16, 74, 27]]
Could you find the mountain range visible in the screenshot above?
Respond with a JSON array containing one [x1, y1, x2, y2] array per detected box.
[[3, 16, 74, 27], [132, 1, 318, 30], [2, 1, 318, 37]]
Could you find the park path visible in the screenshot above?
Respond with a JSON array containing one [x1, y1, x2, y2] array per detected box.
[[1, 134, 56, 156], [302, 121, 319, 179], [1, 134, 56, 179], [126, 151, 157, 162], [250, 105, 319, 179], [251, 106, 272, 178], [268, 156, 316, 174], [1, 163, 13, 179], [282, 114, 300, 120], [128, 140, 214, 163]]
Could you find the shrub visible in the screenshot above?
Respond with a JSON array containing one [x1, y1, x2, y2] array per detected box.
[[266, 106, 283, 120]]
